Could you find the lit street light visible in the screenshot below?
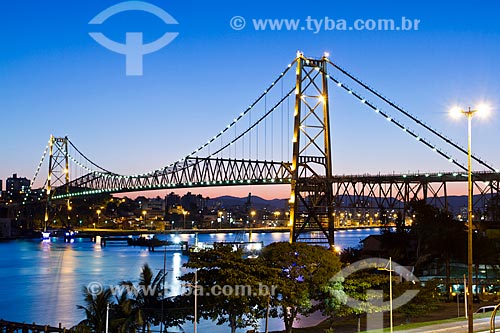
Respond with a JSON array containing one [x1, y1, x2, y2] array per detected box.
[[183, 210, 188, 229], [450, 103, 490, 333], [96, 209, 101, 226], [274, 211, 280, 226], [218, 211, 223, 229]]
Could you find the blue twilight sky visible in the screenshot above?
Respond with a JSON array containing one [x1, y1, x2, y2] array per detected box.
[[1, 0, 499, 199]]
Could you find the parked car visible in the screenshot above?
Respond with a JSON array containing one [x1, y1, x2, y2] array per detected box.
[[475, 305, 497, 314]]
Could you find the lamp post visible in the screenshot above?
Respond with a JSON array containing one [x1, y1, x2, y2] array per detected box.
[[450, 104, 490, 333], [194, 269, 198, 333], [96, 209, 101, 226], [183, 210, 188, 229], [105, 302, 109, 333], [250, 210, 256, 225], [218, 211, 223, 229], [378, 257, 393, 333], [142, 210, 147, 226]]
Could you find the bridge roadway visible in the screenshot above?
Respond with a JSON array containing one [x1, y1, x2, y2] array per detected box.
[[52, 168, 500, 200], [333, 170, 500, 183]]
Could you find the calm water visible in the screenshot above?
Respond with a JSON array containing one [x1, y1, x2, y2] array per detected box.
[[0, 229, 379, 331]]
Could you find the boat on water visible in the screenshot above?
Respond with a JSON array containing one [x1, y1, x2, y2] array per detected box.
[[41, 228, 77, 240]]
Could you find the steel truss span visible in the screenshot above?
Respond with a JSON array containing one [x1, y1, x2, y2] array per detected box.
[[332, 172, 500, 212], [53, 157, 292, 199]]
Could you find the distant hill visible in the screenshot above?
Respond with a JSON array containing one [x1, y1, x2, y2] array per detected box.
[[209, 194, 492, 214], [210, 195, 288, 210]]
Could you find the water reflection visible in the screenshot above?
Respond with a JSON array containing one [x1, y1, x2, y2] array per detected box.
[[0, 229, 379, 331]]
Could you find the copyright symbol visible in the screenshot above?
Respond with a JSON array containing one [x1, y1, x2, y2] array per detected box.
[[230, 16, 246, 30], [87, 282, 103, 296]]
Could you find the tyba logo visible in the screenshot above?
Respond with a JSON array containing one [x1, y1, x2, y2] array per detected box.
[[89, 1, 179, 76]]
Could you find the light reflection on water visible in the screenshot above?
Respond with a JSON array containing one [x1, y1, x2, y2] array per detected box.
[[0, 229, 379, 331]]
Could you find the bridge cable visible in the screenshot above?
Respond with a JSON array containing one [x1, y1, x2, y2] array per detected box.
[[326, 59, 498, 173], [17, 141, 51, 220], [186, 59, 297, 159], [206, 86, 296, 159], [67, 139, 112, 173], [326, 73, 468, 172], [203, 69, 322, 159], [65, 59, 299, 180]]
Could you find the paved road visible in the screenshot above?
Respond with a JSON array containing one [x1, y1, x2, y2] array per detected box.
[[396, 316, 496, 332]]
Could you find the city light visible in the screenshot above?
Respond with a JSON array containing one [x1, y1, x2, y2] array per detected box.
[[449, 104, 491, 119]]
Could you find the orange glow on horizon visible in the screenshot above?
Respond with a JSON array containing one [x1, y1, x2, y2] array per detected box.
[[115, 184, 290, 201]]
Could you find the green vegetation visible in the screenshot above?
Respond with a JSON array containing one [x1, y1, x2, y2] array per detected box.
[[76, 215, 477, 333], [261, 242, 342, 333], [74, 263, 186, 332]]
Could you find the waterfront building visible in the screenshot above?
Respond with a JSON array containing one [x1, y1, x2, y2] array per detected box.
[[5, 174, 30, 201]]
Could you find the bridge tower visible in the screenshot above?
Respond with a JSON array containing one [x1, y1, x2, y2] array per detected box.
[[44, 135, 71, 230], [289, 53, 335, 248]]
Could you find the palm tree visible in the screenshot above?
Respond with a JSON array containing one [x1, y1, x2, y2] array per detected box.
[[112, 290, 143, 333], [77, 286, 113, 332], [121, 263, 166, 332]]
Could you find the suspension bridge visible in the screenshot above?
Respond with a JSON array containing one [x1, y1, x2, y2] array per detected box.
[[20, 53, 500, 248]]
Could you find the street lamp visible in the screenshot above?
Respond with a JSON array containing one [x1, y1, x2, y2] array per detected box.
[[450, 103, 490, 333], [105, 302, 110, 333], [378, 257, 393, 333], [183, 210, 188, 229], [218, 211, 223, 229], [142, 210, 147, 226], [96, 209, 101, 226]]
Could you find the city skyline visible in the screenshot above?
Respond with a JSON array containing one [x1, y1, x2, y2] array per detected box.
[[1, 0, 499, 199]]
